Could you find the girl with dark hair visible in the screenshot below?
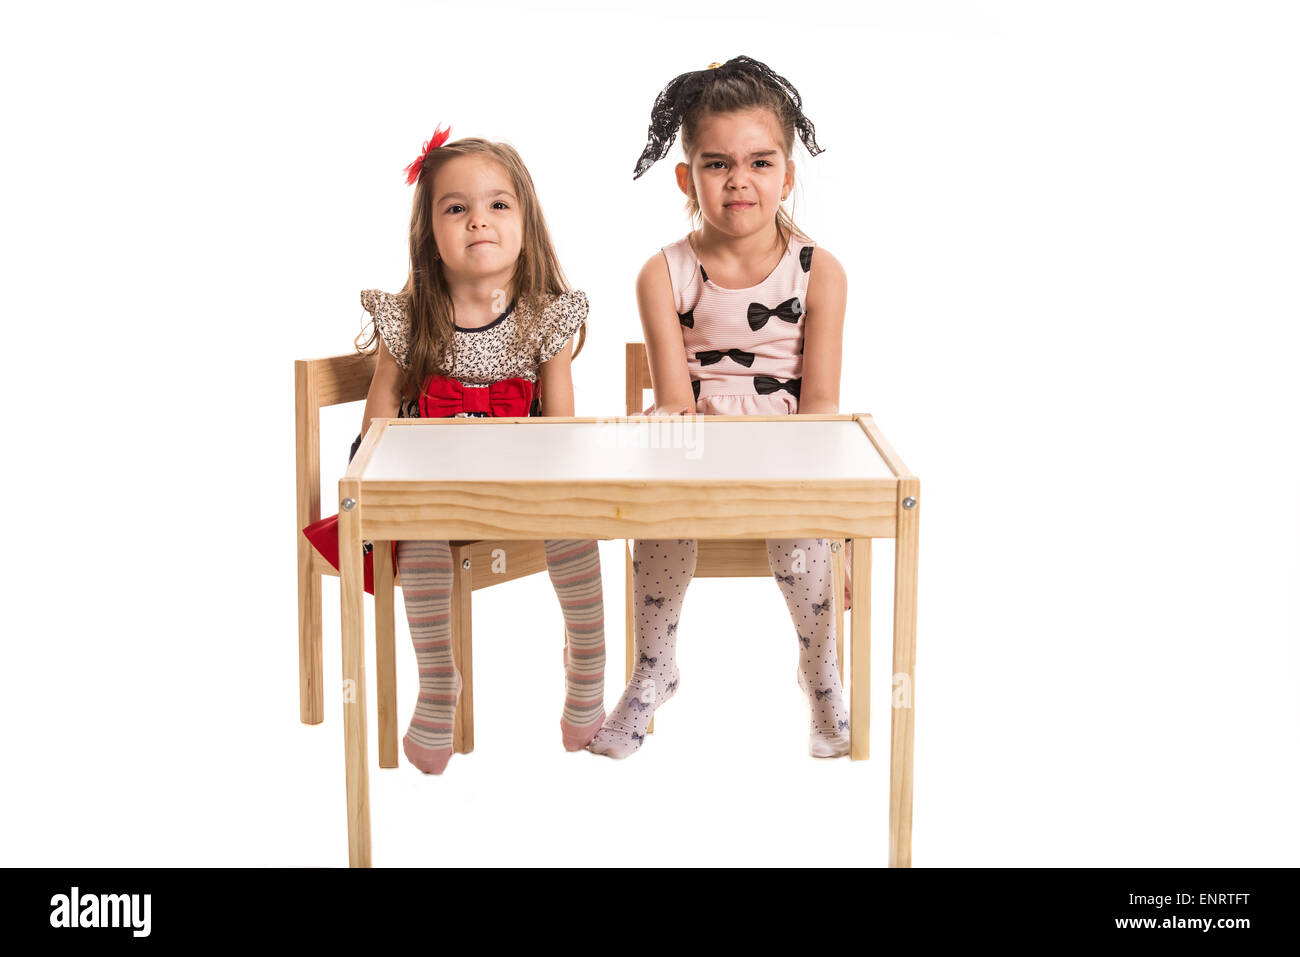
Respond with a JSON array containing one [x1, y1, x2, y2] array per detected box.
[[589, 57, 853, 760]]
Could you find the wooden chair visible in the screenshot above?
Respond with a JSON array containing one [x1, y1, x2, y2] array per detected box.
[[296, 353, 553, 765], [624, 343, 860, 736]]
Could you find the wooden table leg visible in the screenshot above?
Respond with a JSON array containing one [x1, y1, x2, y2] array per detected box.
[[890, 478, 919, 868], [849, 538, 871, 761], [338, 485, 372, 868], [375, 540, 398, 769], [451, 547, 474, 754]]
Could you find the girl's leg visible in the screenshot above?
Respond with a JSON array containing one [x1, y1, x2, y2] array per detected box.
[[544, 539, 607, 750], [587, 539, 695, 758], [767, 538, 851, 757], [397, 539, 460, 774]]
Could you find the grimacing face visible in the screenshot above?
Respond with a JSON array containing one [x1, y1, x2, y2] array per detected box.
[[676, 108, 795, 239], [429, 154, 524, 287]]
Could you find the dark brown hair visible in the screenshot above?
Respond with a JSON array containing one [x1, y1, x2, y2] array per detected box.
[[357, 137, 585, 399]]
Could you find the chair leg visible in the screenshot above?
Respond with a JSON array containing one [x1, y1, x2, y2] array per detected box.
[[374, 541, 398, 768], [850, 538, 871, 761], [832, 539, 846, 684], [297, 538, 324, 724], [451, 546, 474, 754]]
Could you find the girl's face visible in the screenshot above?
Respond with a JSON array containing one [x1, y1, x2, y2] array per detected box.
[[429, 154, 524, 287], [676, 108, 795, 239]]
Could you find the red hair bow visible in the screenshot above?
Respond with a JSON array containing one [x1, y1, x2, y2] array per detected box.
[[404, 124, 452, 185], [419, 373, 534, 418]]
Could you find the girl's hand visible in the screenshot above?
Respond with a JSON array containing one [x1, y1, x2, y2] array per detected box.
[[636, 252, 698, 412], [799, 246, 848, 415]]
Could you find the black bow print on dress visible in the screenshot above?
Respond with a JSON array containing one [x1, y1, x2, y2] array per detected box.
[[811, 597, 832, 615], [815, 688, 833, 701], [747, 296, 803, 331], [639, 652, 658, 667], [667, 622, 677, 636], [798, 633, 810, 648], [666, 678, 678, 693], [691, 379, 701, 400], [800, 246, 814, 273], [754, 376, 801, 399], [644, 595, 665, 608], [678, 309, 694, 329], [631, 732, 645, 744], [774, 572, 795, 586], [697, 348, 756, 368], [838, 719, 850, 731]]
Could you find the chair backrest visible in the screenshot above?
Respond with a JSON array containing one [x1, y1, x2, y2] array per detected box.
[[625, 343, 652, 415], [295, 353, 377, 540]]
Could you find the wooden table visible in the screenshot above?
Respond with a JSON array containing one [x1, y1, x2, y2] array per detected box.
[[337, 414, 919, 866]]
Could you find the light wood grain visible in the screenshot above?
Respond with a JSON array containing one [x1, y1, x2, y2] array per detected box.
[[624, 541, 634, 690], [306, 352, 375, 407], [856, 414, 912, 479], [626, 343, 649, 415], [346, 416, 390, 479], [450, 545, 475, 755], [358, 480, 897, 541], [468, 541, 548, 590], [832, 540, 845, 683], [693, 540, 774, 577], [311, 550, 402, 587], [338, 476, 371, 868], [890, 477, 919, 867], [850, 538, 871, 761], [295, 361, 324, 725]]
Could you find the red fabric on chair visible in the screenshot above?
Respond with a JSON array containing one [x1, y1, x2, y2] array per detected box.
[[302, 513, 398, 597], [304, 372, 540, 593]]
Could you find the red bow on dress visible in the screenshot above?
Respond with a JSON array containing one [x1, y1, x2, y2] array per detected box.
[[419, 373, 534, 418]]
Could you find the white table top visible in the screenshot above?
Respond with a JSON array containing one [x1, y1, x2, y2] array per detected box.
[[360, 418, 893, 482]]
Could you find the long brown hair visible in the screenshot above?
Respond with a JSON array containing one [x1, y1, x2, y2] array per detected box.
[[357, 137, 585, 399]]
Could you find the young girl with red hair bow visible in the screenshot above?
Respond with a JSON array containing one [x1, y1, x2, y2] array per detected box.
[[306, 128, 606, 774]]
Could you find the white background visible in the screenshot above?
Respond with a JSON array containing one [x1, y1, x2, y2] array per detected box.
[[2, 0, 1296, 867]]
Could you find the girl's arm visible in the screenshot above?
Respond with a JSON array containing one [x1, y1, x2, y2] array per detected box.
[[636, 253, 696, 415], [799, 246, 848, 415], [539, 338, 576, 416], [360, 336, 404, 439]]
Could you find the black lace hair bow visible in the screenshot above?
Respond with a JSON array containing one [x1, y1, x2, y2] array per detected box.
[[631, 55, 824, 180]]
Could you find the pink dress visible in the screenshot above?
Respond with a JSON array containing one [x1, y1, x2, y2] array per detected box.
[[647, 230, 815, 416]]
